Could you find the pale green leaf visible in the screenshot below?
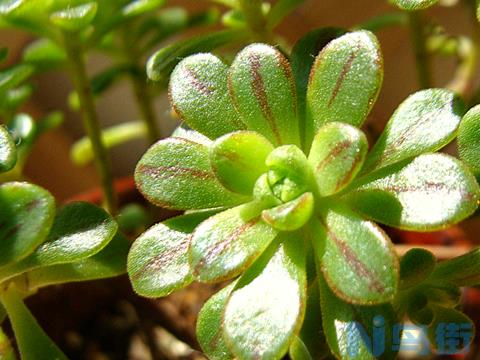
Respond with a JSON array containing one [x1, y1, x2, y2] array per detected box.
[[50, 2, 98, 32], [390, 0, 439, 10], [458, 104, 480, 179], [262, 192, 314, 231], [0, 125, 16, 172]]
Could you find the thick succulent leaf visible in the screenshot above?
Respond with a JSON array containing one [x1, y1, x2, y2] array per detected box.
[[0, 286, 68, 360], [313, 203, 399, 304], [305, 30, 382, 147], [223, 238, 306, 360], [0, 182, 55, 267], [122, 0, 165, 17], [362, 89, 464, 174], [196, 282, 236, 360], [319, 275, 398, 360], [400, 248, 436, 289], [0, 202, 117, 282], [135, 137, 247, 210], [147, 29, 246, 84], [26, 232, 129, 290], [169, 53, 245, 139], [0, 65, 33, 93], [0, 326, 15, 360], [346, 154, 480, 230], [228, 43, 300, 146], [458, 105, 480, 179], [210, 131, 273, 195], [22, 38, 66, 69], [171, 123, 211, 145], [290, 27, 345, 145], [428, 248, 480, 286], [390, 0, 439, 10], [190, 203, 277, 283], [49, 2, 98, 32], [308, 122, 368, 196], [128, 212, 214, 297], [262, 192, 314, 231], [0, 125, 16, 172], [421, 284, 462, 308]]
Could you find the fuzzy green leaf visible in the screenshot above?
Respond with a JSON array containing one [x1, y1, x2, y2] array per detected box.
[[363, 89, 464, 174], [262, 192, 314, 231], [458, 104, 480, 179], [210, 131, 273, 195], [228, 43, 300, 146], [196, 282, 236, 360], [50, 2, 98, 32], [0, 125, 16, 172], [135, 137, 247, 210], [390, 0, 439, 10], [147, 29, 246, 84], [319, 275, 398, 360], [305, 30, 382, 147], [122, 0, 165, 17], [169, 53, 245, 139], [190, 203, 277, 283], [0, 202, 117, 282], [428, 248, 480, 286], [346, 153, 480, 230], [26, 232, 129, 290], [223, 238, 306, 360], [0, 286, 68, 360], [0, 182, 55, 267], [128, 212, 214, 298], [400, 248, 436, 289], [313, 203, 399, 304], [308, 122, 368, 196]]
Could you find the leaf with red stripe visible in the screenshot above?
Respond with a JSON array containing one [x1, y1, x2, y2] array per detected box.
[[128, 211, 214, 297], [135, 137, 248, 210], [308, 122, 368, 196], [169, 53, 245, 139], [345, 153, 480, 230], [305, 30, 382, 148], [189, 203, 278, 283], [0, 182, 55, 267], [313, 203, 398, 304], [362, 89, 464, 174], [228, 44, 300, 146]]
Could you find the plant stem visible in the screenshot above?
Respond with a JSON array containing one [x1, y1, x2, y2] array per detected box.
[[238, 0, 272, 42], [355, 12, 409, 32], [64, 37, 118, 214], [408, 11, 432, 89]]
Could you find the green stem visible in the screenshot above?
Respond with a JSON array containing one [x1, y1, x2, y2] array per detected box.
[[355, 12, 409, 32], [408, 11, 432, 89], [64, 36, 118, 214], [238, 0, 272, 42]]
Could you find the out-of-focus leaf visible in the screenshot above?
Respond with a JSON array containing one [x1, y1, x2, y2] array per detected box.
[[0, 182, 55, 267], [0, 326, 15, 360], [262, 192, 314, 231], [147, 29, 246, 84], [346, 154, 480, 230], [190, 203, 277, 283], [128, 212, 214, 298], [266, 0, 305, 29], [0, 286, 68, 360], [308, 122, 367, 196], [116, 203, 151, 234], [22, 38, 66, 69], [400, 248, 436, 289], [313, 203, 398, 304], [305, 30, 382, 148], [210, 131, 273, 195], [228, 43, 300, 146], [0, 85, 33, 113], [363, 89, 464, 174], [25, 232, 129, 289], [223, 238, 306, 360], [458, 105, 480, 179], [0, 125, 16, 172], [428, 248, 480, 286], [0, 47, 8, 62], [71, 121, 147, 166], [50, 2, 98, 32], [390, 0, 439, 10], [196, 282, 236, 360], [0, 65, 33, 93], [319, 275, 398, 359], [0, 202, 117, 282], [122, 0, 165, 17], [169, 53, 245, 139], [290, 27, 344, 145], [135, 137, 247, 210]]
